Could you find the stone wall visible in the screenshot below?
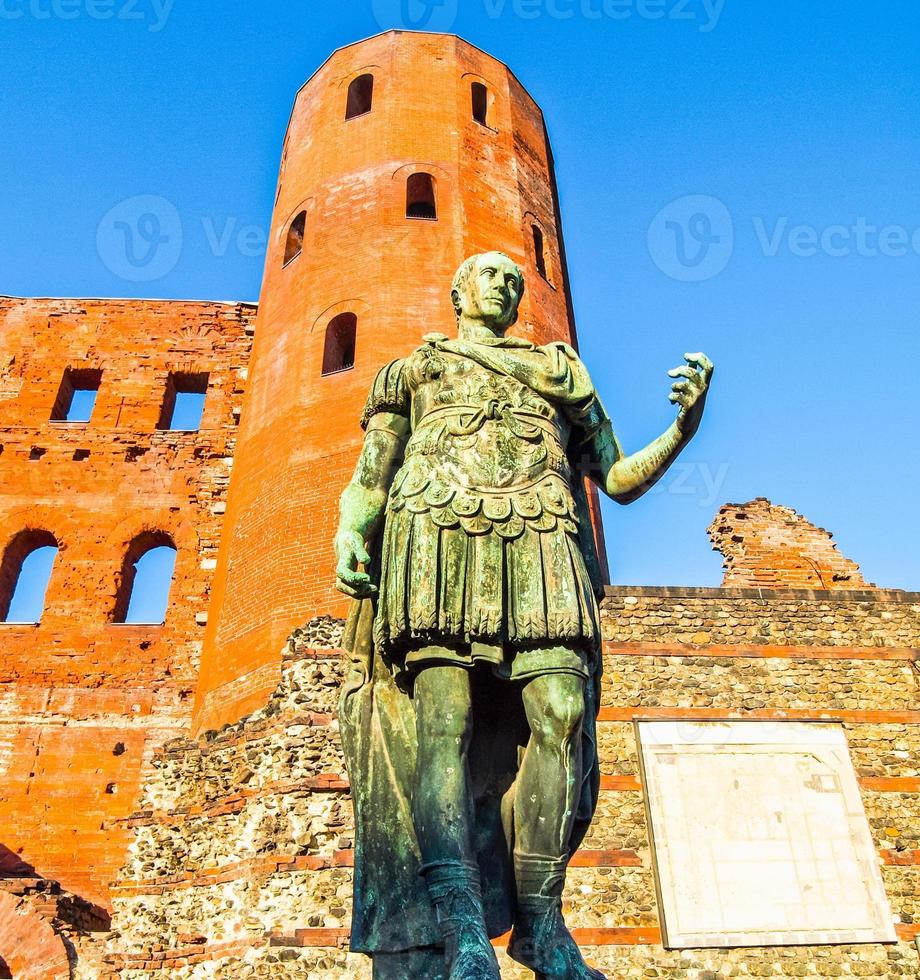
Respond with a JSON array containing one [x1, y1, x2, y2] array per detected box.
[[0, 297, 255, 908], [105, 586, 920, 979]]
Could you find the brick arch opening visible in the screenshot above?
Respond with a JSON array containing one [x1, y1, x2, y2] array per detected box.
[[345, 72, 374, 119], [0, 892, 70, 980], [112, 530, 177, 625], [321, 312, 357, 375], [406, 172, 437, 220], [0, 528, 59, 623], [283, 210, 306, 266]]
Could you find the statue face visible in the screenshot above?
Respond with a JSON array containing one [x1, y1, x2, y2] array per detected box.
[[454, 252, 523, 331]]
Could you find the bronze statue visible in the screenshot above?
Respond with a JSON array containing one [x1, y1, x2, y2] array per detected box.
[[336, 252, 713, 979]]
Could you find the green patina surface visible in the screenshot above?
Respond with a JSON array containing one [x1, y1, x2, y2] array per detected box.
[[335, 252, 712, 979]]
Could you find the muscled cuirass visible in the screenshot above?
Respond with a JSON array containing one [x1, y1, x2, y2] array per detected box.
[[388, 345, 579, 539]]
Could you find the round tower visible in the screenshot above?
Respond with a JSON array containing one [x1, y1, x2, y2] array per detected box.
[[193, 31, 607, 733]]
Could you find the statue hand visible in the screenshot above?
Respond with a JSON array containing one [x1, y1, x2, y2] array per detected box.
[[668, 352, 714, 437], [335, 528, 378, 599]]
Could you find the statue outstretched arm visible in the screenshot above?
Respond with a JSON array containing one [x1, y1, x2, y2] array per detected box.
[[335, 412, 410, 598], [591, 353, 713, 505]]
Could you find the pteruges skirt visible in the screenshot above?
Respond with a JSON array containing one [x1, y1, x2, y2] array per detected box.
[[372, 506, 600, 677]]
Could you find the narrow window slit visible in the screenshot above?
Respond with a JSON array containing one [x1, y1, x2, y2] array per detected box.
[[346, 74, 374, 119], [322, 313, 357, 375], [406, 173, 437, 220], [472, 82, 489, 126]]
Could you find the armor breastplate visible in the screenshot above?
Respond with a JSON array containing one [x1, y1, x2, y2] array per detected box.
[[388, 353, 579, 538]]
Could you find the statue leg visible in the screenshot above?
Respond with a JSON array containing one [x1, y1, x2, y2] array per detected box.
[[509, 671, 606, 980], [413, 664, 501, 980]]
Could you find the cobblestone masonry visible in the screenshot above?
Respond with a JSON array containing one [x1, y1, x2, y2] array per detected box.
[[103, 585, 920, 979]]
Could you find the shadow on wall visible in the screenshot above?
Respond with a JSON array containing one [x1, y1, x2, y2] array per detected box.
[[1, 842, 36, 976], [0, 843, 35, 878]]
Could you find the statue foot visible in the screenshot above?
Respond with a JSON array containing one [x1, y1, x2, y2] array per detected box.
[[422, 861, 501, 980], [445, 923, 502, 980], [508, 902, 606, 980]]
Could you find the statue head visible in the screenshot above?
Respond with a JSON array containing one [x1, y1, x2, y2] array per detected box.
[[451, 252, 525, 334]]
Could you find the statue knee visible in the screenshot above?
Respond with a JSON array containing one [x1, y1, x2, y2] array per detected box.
[[415, 668, 473, 749], [524, 675, 585, 744], [424, 705, 473, 745]]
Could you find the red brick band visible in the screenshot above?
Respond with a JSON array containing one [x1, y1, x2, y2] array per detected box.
[[860, 777, 920, 793], [598, 707, 920, 725], [599, 775, 643, 791], [603, 640, 919, 662]]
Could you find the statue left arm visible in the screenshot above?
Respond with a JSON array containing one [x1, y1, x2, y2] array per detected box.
[[589, 353, 714, 505]]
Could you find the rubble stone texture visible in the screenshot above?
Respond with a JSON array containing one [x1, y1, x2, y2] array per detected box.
[[101, 580, 920, 979], [709, 498, 871, 590]]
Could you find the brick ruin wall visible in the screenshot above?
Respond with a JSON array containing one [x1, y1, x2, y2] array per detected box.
[[101, 587, 920, 979], [0, 297, 254, 911], [709, 499, 870, 591]]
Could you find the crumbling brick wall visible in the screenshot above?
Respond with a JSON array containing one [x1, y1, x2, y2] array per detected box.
[[709, 497, 871, 590], [0, 297, 254, 910], [0, 876, 109, 979]]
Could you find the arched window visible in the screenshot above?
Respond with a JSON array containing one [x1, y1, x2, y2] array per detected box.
[[284, 211, 306, 266], [0, 530, 58, 624], [346, 74, 374, 119], [322, 313, 357, 375], [472, 82, 489, 126], [113, 532, 177, 625], [406, 173, 437, 220], [533, 224, 549, 281]]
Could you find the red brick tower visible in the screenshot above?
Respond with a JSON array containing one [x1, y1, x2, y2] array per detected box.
[[193, 31, 607, 733]]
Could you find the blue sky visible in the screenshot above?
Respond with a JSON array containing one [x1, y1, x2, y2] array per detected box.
[[1, 0, 918, 589]]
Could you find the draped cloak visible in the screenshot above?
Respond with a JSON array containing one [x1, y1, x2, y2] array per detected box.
[[338, 334, 612, 954]]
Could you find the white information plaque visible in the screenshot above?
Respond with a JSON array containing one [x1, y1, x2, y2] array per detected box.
[[637, 721, 896, 948]]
